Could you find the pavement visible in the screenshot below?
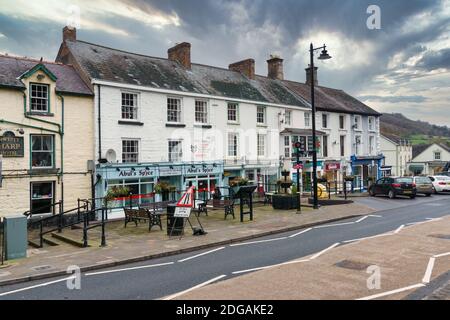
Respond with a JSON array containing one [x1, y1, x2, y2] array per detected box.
[[173, 215, 450, 300], [0, 194, 448, 300], [0, 200, 373, 286]]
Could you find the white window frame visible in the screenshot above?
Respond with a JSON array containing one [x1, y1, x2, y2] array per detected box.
[[321, 113, 329, 129], [368, 116, 376, 132], [353, 115, 362, 131], [284, 110, 291, 126], [31, 135, 54, 169], [355, 135, 362, 155], [227, 132, 239, 157], [434, 151, 441, 160], [121, 92, 139, 121], [304, 112, 311, 127], [284, 136, 290, 158], [30, 83, 49, 113], [195, 100, 208, 124], [167, 97, 182, 123], [168, 140, 183, 162], [227, 103, 239, 123], [257, 106, 266, 125], [339, 115, 345, 130], [122, 139, 139, 163], [369, 135, 375, 155], [257, 134, 266, 157]]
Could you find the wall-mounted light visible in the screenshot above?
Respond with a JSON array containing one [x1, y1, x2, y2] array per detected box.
[[131, 167, 136, 171], [145, 167, 150, 170], [17, 128, 25, 135], [169, 165, 174, 170], [116, 168, 120, 172]]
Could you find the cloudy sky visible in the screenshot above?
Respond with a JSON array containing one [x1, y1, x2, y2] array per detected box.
[[1, 0, 449, 126]]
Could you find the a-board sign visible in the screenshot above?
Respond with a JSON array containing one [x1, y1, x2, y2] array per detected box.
[[174, 207, 191, 218]]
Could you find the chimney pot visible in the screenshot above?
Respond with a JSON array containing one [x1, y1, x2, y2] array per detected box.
[[168, 42, 191, 69], [63, 26, 76, 42], [267, 55, 284, 80], [305, 65, 318, 86], [228, 59, 255, 79]]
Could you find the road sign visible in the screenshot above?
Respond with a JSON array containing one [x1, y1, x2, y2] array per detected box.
[[293, 163, 303, 170], [174, 207, 192, 218]]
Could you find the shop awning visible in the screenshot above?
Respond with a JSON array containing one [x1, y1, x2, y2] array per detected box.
[[408, 165, 424, 173]]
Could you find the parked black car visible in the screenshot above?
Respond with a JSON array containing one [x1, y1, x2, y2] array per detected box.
[[369, 177, 417, 199]]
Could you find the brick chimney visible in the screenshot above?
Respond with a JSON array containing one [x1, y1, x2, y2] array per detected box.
[[63, 26, 76, 42], [305, 65, 318, 86], [168, 42, 191, 69], [229, 59, 255, 80], [267, 55, 284, 80]]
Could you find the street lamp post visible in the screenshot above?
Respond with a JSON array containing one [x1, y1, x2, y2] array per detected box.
[[309, 43, 331, 210]]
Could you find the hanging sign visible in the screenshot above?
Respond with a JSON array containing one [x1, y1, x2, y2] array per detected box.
[[0, 131, 24, 157]]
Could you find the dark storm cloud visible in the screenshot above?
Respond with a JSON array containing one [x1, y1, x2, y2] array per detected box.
[[359, 95, 429, 103], [416, 48, 450, 71]]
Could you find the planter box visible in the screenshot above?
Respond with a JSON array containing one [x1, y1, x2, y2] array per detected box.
[[272, 194, 298, 210]]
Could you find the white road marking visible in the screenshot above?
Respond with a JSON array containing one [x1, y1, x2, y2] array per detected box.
[[232, 266, 272, 274], [342, 232, 393, 243], [368, 214, 383, 218], [232, 259, 311, 275], [425, 217, 443, 221], [85, 262, 174, 276], [309, 243, 340, 260], [356, 283, 425, 300], [178, 247, 225, 262], [0, 276, 75, 297], [162, 275, 226, 300], [433, 252, 450, 258], [355, 216, 369, 223], [422, 257, 435, 284], [229, 237, 286, 247], [394, 225, 405, 234], [314, 222, 355, 229], [288, 228, 312, 238]]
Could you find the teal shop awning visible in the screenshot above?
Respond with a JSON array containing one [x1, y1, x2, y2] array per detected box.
[[409, 165, 424, 173]]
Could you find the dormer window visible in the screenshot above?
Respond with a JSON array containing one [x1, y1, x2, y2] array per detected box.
[[30, 83, 49, 112]]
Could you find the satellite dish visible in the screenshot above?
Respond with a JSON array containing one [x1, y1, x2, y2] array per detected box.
[[105, 149, 117, 163]]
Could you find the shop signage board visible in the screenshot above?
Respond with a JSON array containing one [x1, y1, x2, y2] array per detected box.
[[159, 165, 183, 177], [184, 164, 222, 176], [325, 163, 341, 171], [0, 131, 24, 157]]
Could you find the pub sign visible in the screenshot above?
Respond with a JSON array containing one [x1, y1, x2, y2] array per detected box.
[[0, 131, 24, 157]]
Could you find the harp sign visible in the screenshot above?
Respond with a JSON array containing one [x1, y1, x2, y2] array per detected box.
[[174, 186, 195, 217]]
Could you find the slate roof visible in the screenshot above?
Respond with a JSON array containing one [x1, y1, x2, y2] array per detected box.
[[0, 55, 93, 96], [282, 80, 380, 116], [381, 133, 410, 145], [412, 143, 450, 159], [62, 39, 380, 115]]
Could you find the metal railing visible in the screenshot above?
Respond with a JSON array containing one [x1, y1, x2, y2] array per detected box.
[[23, 201, 64, 219], [27, 200, 90, 248], [0, 217, 4, 265]]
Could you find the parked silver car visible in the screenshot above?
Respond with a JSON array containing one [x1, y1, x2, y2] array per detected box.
[[412, 176, 433, 196]]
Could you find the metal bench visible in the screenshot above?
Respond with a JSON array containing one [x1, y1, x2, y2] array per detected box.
[[208, 198, 235, 220], [123, 208, 163, 231]]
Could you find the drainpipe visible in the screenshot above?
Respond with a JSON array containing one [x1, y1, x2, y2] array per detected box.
[[97, 85, 102, 162], [57, 94, 65, 212], [23, 92, 64, 211]]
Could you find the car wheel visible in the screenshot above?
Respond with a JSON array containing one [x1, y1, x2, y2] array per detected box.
[[388, 190, 395, 199], [410, 195, 416, 199], [425, 193, 432, 197], [369, 188, 375, 197]]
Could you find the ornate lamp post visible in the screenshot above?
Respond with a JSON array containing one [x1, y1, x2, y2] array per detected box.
[[309, 43, 332, 209]]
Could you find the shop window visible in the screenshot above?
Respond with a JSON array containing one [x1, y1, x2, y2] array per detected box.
[[121, 92, 138, 120], [167, 97, 182, 123], [122, 140, 139, 163], [168, 140, 182, 162], [31, 135, 54, 168], [30, 182, 54, 214], [322, 135, 328, 157], [30, 83, 49, 112]]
